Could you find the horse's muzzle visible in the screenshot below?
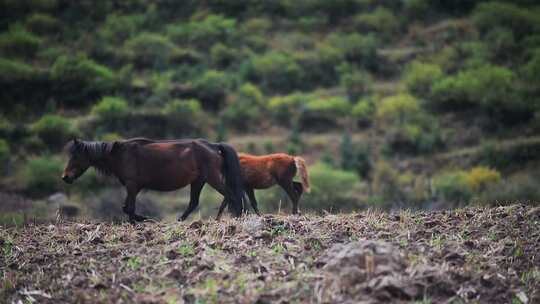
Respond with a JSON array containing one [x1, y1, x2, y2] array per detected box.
[[62, 174, 73, 184]]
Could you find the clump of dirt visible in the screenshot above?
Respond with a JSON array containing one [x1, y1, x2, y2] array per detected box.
[[1, 204, 538, 303]]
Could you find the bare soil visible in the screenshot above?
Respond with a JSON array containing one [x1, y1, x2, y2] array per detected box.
[[1, 205, 539, 303]]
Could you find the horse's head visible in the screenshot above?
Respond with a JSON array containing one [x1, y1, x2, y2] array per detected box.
[[62, 138, 91, 184]]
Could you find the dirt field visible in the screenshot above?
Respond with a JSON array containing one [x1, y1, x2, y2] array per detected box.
[[1, 205, 539, 303]]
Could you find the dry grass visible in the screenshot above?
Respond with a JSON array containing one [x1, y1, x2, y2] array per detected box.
[[1, 205, 539, 303]]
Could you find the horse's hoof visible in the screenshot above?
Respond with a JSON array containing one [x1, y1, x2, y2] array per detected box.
[[129, 214, 148, 223]]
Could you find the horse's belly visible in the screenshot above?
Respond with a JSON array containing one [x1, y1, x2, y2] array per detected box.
[[143, 166, 197, 191]]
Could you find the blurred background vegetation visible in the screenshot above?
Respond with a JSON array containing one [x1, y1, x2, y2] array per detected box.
[[1, 0, 540, 225]]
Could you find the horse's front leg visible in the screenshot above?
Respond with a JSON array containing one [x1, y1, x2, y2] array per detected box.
[[123, 183, 146, 223], [178, 179, 205, 221]]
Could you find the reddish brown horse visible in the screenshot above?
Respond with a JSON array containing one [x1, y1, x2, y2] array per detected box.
[[217, 153, 310, 219], [62, 138, 245, 222]]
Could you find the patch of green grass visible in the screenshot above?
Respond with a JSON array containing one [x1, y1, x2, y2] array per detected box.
[[126, 256, 142, 270], [177, 243, 195, 257]]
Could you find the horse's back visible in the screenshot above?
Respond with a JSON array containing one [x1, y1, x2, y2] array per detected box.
[[239, 153, 296, 188]]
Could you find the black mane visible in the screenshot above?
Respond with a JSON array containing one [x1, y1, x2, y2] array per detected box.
[[69, 140, 115, 176]]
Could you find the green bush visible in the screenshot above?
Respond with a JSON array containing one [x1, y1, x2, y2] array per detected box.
[[0, 139, 10, 173], [50, 54, 116, 106], [430, 65, 518, 114], [484, 27, 517, 62], [98, 14, 144, 44], [327, 32, 379, 71], [223, 83, 265, 129], [433, 171, 472, 203], [91, 96, 129, 121], [352, 96, 376, 127], [353, 6, 399, 40], [30, 114, 78, 149], [268, 92, 310, 125], [123, 33, 176, 69], [167, 14, 237, 49], [302, 162, 361, 212], [403, 61, 443, 97], [249, 51, 303, 93], [210, 43, 240, 68], [161, 98, 204, 136], [0, 58, 36, 81], [473, 2, 540, 39], [306, 96, 351, 117], [19, 155, 63, 196], [376, 94, 421, 126], [0, 27, 41, 58], [340, 69, 372, 101], [372, 160, 403, 203], [478, 172, 540, 206], [192, 70, 231, 110], [523, 48, 540, 85], [24, 13, 61, 35]]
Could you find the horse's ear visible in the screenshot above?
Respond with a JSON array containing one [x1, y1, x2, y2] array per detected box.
[[72, 137, 79, 145]]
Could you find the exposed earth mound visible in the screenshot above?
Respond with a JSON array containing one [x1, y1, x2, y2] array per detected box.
[[1, 205, 539, 303]]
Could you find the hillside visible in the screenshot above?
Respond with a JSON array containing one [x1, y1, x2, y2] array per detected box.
[[2, 205, 539, 303], [1, 0, 540, 223]]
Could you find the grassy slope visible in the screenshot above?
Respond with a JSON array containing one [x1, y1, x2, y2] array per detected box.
[[1, 205, 539, 303]]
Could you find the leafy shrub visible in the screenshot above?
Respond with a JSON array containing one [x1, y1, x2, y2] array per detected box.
[[192, 70, 231, 110], [353, 6, 399, 40], [223, 83, 265, 130], [123, 33, 176, 69], [376, 94, 421, 126], [210, 43, 240, 68], [0, 139, 10, 173], [352, 96, 376, 127], [30, 115, 78, 149], [162, 99, 204, 136], [372, 160, 402, 203], [327, 33, 379, 71], [163, 98, 202, 117], [24, 13, 61, 35], [484, 27, 517, 62], [0, 58, 36, 81], [19, 155, 63, 196], [91, 96, 129, 122], [340, 69, 372, 101], [430, 65, 518, 114], [98, 14, 144, 44], [478, 172, 540, 206], [51, 54, 116, 106], [465, 167, 501, 192], [522, 48, 540, 85], [403, 61, 443, 97], [302, 162, 361, 212], [306, 96, 350, 117], [376, 94, 443, 154], [473, 2, 540, 39], [433, 171, 472, 203], [300, 95, 351, 131], [167, 14, 237, 49], [0, 27, 41, 58], [268, 93, 310, 125], [249, 51, 303, 93]]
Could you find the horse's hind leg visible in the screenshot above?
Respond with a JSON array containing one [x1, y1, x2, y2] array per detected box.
[[293, 181, 304, 197], [246, 188, 261, 216], [179, 179, 205, 221], [123, 183, 146, 222], [216, 198, 227, 220], [279, 181, 300, 215]]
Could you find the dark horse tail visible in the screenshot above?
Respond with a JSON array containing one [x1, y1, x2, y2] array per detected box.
[[217, 143, 245, 217]]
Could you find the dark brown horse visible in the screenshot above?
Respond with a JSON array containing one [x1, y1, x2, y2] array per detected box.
[[217, 153, 310, 219], [62, 138, 245, 222]]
